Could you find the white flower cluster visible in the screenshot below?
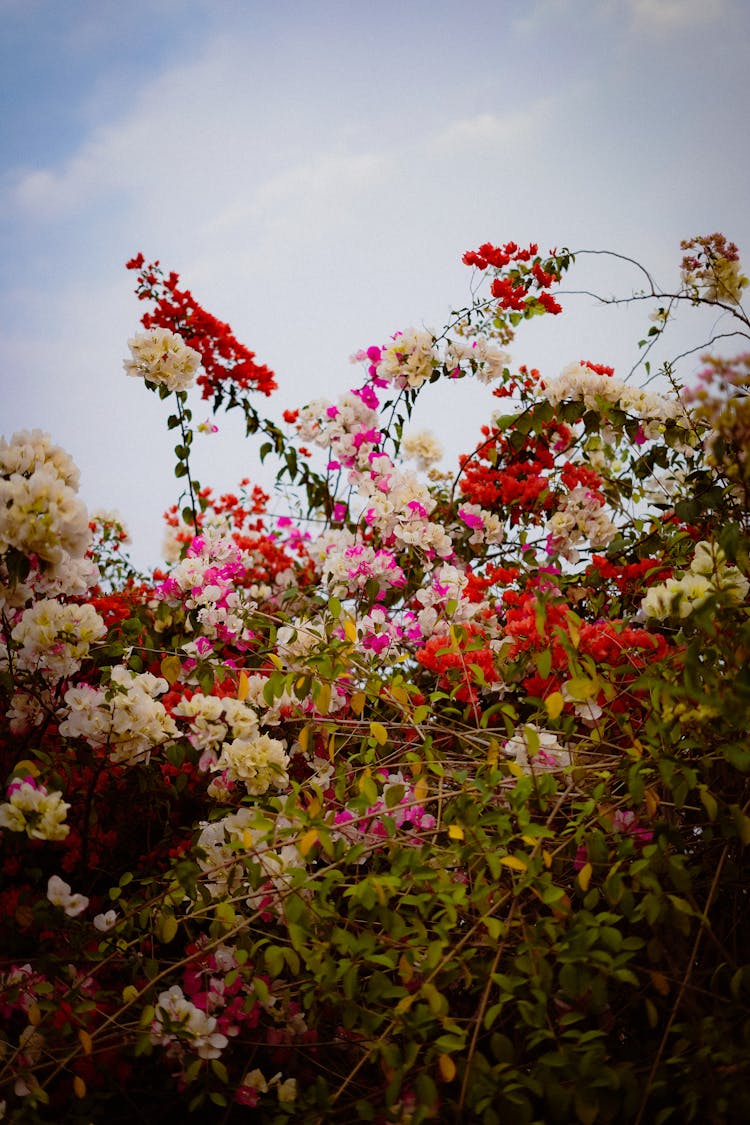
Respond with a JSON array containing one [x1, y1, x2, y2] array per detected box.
[[402, 429, 444, 471], [0, 430, 92, 575], [444, 337, 510, 384], [545, 485, 618, 561], [504, 725, 572, 773], [10, 598, 106, 681], [414, 563, 475, 636], [0, 777, 70, 840], [214, 733, 290, 796], [239, 1068, 297, 1104], [377, 329, 439, 390], [456, 502, 505, 547], [276, 618, 330, 668], [124, 327, 201, 392], [641, 540, 749, 620], [296, 392, 381, 473], [60, 666, 177, 765], [318, 541, 406, 599], [360, 469, 454, 558], [195, 808, 303, 909], [46, 874, 88, 917], [539, 363, 692, 441], [150, 985, 228, 1060], [172, 692, 260, 756]]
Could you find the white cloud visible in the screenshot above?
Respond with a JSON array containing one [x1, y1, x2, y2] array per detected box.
[[629, 0, 727, 29], [427, 104, 554, 157]]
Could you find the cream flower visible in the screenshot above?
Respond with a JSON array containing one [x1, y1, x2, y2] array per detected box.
[[124, 327, 201, 392]]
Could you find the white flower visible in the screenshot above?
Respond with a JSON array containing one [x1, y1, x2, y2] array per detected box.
[[151, 985, 228, 1059], [47, 875, 89, 917], [0, 779, 70, 841], [11, 599, 106, 681], [124, 327, 201, 392], [504, 725, 571, 773], [214, 734, 290, 796], [59, 665, 176, 766], [376, 328, 439, 390], [0, 456, 90, 567], [93, 910, 118, 932], [402, 429, 443, 470]]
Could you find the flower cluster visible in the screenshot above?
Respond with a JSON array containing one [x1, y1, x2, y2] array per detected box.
[[641, 539, 749, 619], [150, 984, 229, 1061], [0, 429, 91, 574], [124, 326, 201, 392], [1, 233, 749, 1124], [126, 254, 277, 400], [0, 776, 70, 840], [680, 232, 749, 305], [9, 598, 106, 681], [59, 666, 176, 765]]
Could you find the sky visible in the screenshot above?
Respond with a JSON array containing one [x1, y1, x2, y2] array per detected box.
[[1, 0, 749, 569]]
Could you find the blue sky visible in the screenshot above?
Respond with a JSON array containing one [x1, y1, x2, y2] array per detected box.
[[2, 0, 748, 567]]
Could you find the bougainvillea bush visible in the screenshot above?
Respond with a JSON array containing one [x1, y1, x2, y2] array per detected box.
[[1, 235, 750, 1124]]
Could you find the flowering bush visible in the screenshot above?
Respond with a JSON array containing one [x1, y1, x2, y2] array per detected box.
[[1, 235, 750, 1124]]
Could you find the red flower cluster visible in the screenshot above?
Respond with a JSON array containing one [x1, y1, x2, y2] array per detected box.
[[462, 241, 563, 316], [126, 254, 277, 401], [462, 241, 539, 270], [459, 420, 573, 524], [416, 624, 502, 704]]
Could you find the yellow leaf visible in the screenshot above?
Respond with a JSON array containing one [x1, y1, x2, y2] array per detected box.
[[486, 738, 499, 766], [158, 913, 178, 944], [78, 1028, 93, 1056], [160, 654, 182, 685], [564, 676, 597, 702], [122, 985, 138, 1004], [500, 854, 527, 872], [315, 682, 331, 715], [298, 829, 319, 857], [350, 691, 366, 716], [13, 758, 39, 778], [414, 777, 428, 803], [542, 849, 553, 869], [398, 954, 414, 983], [73, 1076, 86, 1099], [238, 670, 250, 699], [343, 616, 358, 643], [297, 725, 310, 753], [567, 613, 581, 649], [28, 1003, 41, 1027], [266, 653, 283, 671], [577, 862, 593, 892], [390, 684, 409, 707], [438, 1054, 457, 1082], [544, 691, 565, 719], [296, 675, 307, 691], [370, 721, 388, 745], [328, 732, 337, 762], [306, 796, 321, 818], [448, 824, 464, 840], [644, 787, 660, 818], [507, 761, 525, 778]]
